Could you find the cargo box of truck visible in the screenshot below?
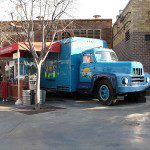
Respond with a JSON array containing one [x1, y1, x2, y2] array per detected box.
[[41, 37, 107, 92]]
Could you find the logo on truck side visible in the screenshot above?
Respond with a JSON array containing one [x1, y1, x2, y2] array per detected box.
[[82, 68, 92, 78]]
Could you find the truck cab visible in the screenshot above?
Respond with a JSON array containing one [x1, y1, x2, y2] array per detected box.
[[79, 48, 150, 105]]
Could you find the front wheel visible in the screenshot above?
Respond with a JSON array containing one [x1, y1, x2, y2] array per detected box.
[[97, 79, 117, 106]]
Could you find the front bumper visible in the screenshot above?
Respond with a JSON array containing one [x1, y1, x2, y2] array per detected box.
[[117, 83, 150, 94]]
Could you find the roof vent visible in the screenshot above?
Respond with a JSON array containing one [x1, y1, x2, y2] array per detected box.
[[93, 15, 101, 19]]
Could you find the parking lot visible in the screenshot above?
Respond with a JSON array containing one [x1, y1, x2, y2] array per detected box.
[[0, 95, 150, 150]]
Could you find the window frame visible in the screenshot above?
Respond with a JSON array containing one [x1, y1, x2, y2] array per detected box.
[[82, 53, 94, 63], [145, 34, 150, 41], [125, 30, 130, 42]]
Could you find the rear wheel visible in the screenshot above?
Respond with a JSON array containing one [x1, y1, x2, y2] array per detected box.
[[97, 79, 116, 106]]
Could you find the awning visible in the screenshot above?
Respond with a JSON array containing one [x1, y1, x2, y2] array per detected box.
[[0, 42, 60, 57]]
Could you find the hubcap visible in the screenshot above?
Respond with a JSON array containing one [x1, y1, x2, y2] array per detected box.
[[100, 85, 109, 101]]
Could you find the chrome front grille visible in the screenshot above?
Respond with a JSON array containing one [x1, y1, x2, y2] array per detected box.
[[131, 76, 144, 82], [133, 68, 143, 75]]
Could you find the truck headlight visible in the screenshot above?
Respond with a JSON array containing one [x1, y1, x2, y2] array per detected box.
[[146, 77, 150, 83], [122, 77, 128, 85]]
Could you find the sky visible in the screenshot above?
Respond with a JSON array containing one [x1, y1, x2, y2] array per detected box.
[[74, 0, 130, 23], [0, 0, 130, 23]]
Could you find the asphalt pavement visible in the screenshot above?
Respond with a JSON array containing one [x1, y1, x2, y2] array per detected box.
[[0, 96, 150, 150]]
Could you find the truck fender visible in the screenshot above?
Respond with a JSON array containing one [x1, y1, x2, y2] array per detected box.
[[91, 73, 117, 93]]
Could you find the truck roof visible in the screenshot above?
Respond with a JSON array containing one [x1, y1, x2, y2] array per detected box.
[[83, 47, 115, 53]]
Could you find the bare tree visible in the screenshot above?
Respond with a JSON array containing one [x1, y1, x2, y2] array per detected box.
[[2, 0, 74, 110]]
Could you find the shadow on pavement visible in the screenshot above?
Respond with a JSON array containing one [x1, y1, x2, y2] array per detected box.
[[46, 92, 144, 109], [13, 104, 65, 115]]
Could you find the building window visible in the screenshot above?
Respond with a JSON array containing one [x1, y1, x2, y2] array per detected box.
[[73, 29, 101, 39], [125, 30, 130, 41], [54, 34, 58, 41], [74, 30, 80, 36], [87, 30, 94, 38], [145, 35, 150, 41], [80, 30, 86, 37], [94, 30, 101, 39], [62, 32, 71, 39], [46, 32, 52, 41]]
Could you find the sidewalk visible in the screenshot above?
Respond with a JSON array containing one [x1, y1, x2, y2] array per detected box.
[[0, 98, 65, 115], [0, 99, 15, 111]]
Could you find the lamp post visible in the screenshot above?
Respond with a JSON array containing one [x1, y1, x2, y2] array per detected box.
[[15, 49, 22, 105], [10, 22, 22, 105]]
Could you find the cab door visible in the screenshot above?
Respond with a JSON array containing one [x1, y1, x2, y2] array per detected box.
[[80, 53, 95, 82]]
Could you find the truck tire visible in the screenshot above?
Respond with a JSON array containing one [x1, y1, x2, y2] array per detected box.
[[124, 92, 146, 103], [97, 79, 116, 106]]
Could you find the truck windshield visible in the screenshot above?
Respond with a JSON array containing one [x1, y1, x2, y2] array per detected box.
[[95, 51, 118, 62]]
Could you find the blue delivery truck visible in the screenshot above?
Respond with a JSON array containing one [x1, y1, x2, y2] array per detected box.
[[41, 37, 150, 105]]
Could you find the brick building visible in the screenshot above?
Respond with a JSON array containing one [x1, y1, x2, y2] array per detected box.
[[0, 17, 112, 49], [113, 0, 150, 72], [52, 18, 112, 48]]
